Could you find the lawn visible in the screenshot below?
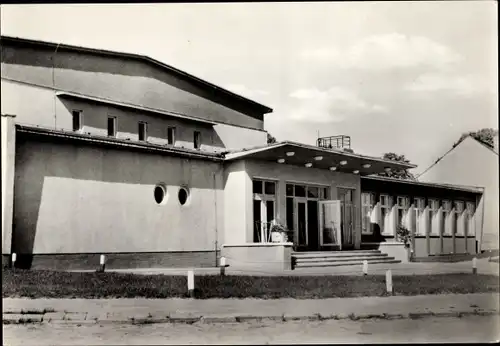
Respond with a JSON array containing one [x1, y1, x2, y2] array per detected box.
[[2, 269, 499, 299]]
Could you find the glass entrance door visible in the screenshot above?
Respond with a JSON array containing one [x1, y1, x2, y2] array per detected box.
[[337, 187, 355, 248], [319, 200, 342, 248]]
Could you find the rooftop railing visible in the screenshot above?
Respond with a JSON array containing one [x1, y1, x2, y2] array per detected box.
[[317, 135, 351, 150]]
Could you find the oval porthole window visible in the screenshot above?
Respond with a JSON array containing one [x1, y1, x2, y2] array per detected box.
[[154, 184, 167, 205], [178, 187, 189, 206]]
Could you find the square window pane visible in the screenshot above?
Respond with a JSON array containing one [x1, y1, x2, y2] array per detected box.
[[253, 180, 263, 194], [307, 186, 319, 198], [286, 184, 294, 196], [265, 181, 276, 195], [295, 185, 306, 197]]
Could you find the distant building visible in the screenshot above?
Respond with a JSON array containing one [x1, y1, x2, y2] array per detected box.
[[418, 135, 499, 252], [1, 36, 488, 271]]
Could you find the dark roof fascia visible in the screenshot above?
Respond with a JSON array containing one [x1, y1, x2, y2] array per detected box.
[[224, 141, 418, 169], [1, 35, 273, 115], [15, 124, 224, 162], [362, 175, 484, 194]]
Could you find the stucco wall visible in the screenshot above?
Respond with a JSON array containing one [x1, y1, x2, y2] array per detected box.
[[1, 115, 16, 254], [242, 160, 362, 248], [223, 160, 251, 245], [419, 137, 499, 251], [1, 43, 266, 130], [1, 79, 268, 153], [13, 137, 224, 254]]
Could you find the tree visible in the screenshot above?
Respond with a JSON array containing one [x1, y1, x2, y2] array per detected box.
[[377, 152, 416, 180], [455, 128, 498, 149], [267, 132, 277, 144]]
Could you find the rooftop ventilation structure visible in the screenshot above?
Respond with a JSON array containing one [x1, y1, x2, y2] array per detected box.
[[317, 135, 352, 152]]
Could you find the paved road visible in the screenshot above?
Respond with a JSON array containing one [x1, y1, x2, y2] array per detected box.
[[3, 315, 499, 345]]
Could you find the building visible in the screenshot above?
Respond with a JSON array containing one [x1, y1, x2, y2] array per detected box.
[[1, 36, 487, 271], [418, 134, 499, 253]]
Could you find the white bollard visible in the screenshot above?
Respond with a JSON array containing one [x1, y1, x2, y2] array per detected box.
[[11, 253, 17, 269], [362, 260, 368, 276], [187, 269, 195, 298], [220, 256, 227, 276], [386, 270, 393, 294], [472, 257, 477, 274], [99, 254, 106, 272]]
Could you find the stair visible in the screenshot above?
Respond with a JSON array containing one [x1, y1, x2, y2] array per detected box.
[[292, 250, 401, 269]]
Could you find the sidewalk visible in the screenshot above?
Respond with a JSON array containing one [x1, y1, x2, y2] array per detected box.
[[68, 257, 499, 277], [3, 293, 499, 325]]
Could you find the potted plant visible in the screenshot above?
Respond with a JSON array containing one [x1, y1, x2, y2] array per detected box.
[[270, 220, 289, 243], [396, 224, 413, 261]]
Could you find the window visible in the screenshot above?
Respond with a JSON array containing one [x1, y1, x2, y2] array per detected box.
[[72, 110, 82, 132], [429, 199, 439, 235], [286, 184, 294, 197], [380, 194, 392, 234], [107, 116, 117, 137], [294, 185, 306, 197], [307, 186, 319, 198], [178, 187, 189, 205], [442, 200, 452, 212], [167, 127, 176, 145], [154, 184, 167, 205], [414, 197, 425, 210], [194, 131, 201, 149], [414, 197, 425, 235], [253, 180, 263, 194], [361, 192, 375, 234], [454, 201, 464, 213], [454, 201, 465, 236], [264, 181, 276, 195], [253, 179, 277, 243], [322, 187, 329, 200], [138, 122, 147, 141], [465, 201, 476, 236], [396, 196, 410, 228]]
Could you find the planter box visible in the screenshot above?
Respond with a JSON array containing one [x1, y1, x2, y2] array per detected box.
[[221, 243, 293, 271], [379, 242, 410, 263]]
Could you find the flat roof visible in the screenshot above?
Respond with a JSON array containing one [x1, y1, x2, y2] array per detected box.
[[1, 35, 273, 115], [224, 141, 417, 176], [362, 175, 484, 194], [56, 91, 217, 125], [16, 124, 224, 162]]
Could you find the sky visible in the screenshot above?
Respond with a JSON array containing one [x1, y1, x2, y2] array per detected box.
[[1, 2, 498, 174]]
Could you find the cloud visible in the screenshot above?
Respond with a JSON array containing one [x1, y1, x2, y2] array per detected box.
[[288, 86, 387, 123], [300, 33, 463, 70], [405, 73, 494, 96], [224, 84, 269, 98]]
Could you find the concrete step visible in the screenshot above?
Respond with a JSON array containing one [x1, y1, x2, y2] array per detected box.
[[293, 250, 381, 256], [295, 255, 392, 263], [292, 252, 385, 259], [294, 259, 401, 268]]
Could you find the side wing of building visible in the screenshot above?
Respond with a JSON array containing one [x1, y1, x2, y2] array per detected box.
[[419, 137, 499, 251]]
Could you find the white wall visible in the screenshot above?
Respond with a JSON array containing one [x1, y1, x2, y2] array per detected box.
[[419, 137, 499, 251], [1, 115, 16, 254]]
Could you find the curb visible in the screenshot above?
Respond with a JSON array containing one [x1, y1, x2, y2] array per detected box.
[[3, 310, 499, 325]]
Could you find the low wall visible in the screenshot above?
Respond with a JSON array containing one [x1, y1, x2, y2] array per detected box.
[[221, 243, 293, 272], [413, 236, 477, 257], [378, 242, 410, 263]]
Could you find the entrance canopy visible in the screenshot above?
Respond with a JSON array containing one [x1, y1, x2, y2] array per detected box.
[[224, 141, 416, 176]]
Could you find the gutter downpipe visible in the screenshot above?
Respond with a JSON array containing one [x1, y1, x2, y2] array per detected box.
[[52, 43, 60, 129]]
